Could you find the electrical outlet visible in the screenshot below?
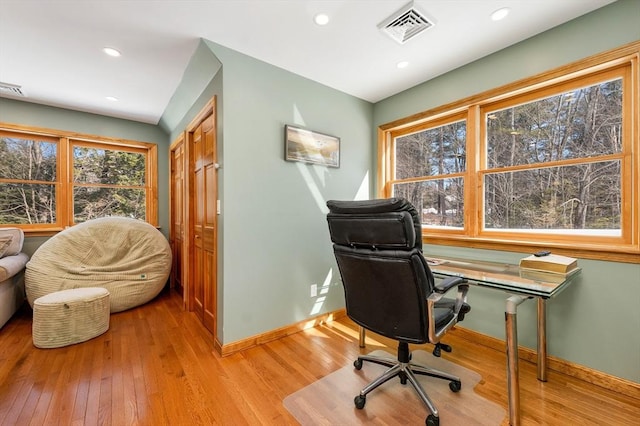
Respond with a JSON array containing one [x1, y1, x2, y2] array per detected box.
[[310, 284, 318, 297]]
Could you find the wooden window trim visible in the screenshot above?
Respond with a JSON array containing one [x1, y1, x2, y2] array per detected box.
[[0, 122, 158, 235], [378, 41, 640, 264]]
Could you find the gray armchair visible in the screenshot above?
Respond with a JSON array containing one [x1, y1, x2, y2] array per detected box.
[[0, 228, 29, 329]]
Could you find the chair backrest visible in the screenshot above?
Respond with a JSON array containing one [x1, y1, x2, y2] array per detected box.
[[326, 198, 435, 344]]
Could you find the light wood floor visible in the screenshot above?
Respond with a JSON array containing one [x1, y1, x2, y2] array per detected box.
[[1, 288, 638, 425]]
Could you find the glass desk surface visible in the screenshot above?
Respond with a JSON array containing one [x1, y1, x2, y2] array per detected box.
[[426, 256, 581, 298]]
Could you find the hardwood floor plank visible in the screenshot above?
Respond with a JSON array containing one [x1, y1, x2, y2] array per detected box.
[[70, 344, 92, 424], [0, 289, 638, 426]]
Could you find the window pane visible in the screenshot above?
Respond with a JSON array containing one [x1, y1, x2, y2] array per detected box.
[[0, 137, 57, 181], [0, 183, 56, 224], [74, 186, 146, 223], [393, 178, 464, 228], [487, 79, 622, 168], [484, 161, 620, 232], [74, 146, 146, 185], [395, 120, 466, 179]]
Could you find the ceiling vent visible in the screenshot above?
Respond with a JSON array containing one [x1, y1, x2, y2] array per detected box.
[[379, 1, 434, 44], [0, 82, 26, 97]]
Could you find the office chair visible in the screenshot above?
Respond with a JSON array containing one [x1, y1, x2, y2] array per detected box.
[[326, 198, 471, 426]]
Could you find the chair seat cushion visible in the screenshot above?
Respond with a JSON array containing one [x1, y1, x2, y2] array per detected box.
[[435, 298, 471, 328]]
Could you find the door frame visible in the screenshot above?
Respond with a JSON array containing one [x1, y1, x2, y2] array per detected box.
[[184, 96, 218, 339]]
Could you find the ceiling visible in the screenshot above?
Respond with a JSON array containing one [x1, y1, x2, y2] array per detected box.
[[0, 0, 617, 125]]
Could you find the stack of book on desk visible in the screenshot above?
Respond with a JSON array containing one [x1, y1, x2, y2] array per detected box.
[[519, 253, 578, 276]]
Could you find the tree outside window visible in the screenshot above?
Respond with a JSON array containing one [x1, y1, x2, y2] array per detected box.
[[392, 119, 466, 228], [483, 79, 622, 235], [0, 133, 58, 225], [72, 143, 147, 223]]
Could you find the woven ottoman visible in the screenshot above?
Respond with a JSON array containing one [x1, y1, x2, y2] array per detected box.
[[32, 287, 110, 348]]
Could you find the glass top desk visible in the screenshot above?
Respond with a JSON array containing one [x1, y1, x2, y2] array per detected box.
[[357, 255, 581, 426]]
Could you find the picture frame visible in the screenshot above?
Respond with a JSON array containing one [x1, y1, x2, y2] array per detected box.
[[284, 125, 340, 168]]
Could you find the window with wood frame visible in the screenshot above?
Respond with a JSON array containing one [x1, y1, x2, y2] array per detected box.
[[0, 124, 158, 235], [379, 42, 639, 263]]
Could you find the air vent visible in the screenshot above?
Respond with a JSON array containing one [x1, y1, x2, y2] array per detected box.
[[379, 1, 434, 44], [0, 81, 26, 97]]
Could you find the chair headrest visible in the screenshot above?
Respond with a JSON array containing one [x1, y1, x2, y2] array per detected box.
[[326, 198, 413, 215], [326, 198, 422, 250]]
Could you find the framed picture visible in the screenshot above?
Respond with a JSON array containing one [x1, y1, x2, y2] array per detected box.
[[284, 125, 340, 168]]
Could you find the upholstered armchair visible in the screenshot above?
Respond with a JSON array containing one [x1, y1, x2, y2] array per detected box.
[[0, 228, 29, 328]]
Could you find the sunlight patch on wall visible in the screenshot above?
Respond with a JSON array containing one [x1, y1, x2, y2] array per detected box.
[[353, 171, 369, 200], [297, 162, 329, 214], [310, 269, 335, 315], [292, 104, 306, 128]]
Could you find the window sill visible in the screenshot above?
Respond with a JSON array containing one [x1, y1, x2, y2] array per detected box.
[[422, 234, 640, 264]]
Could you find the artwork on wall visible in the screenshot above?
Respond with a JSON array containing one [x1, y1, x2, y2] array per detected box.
[[284, 125, 340, 168]]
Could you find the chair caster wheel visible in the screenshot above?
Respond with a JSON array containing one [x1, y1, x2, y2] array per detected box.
[[399, 372, 408, 385], [426, 414, 439, 426], [354, 395, 366, 409], [433, 343, 452, 357], [449, 380, 462, 392], [354, 359, 363, 370]]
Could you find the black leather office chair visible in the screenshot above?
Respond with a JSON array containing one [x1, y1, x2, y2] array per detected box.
[[326, 198, 471, 426]]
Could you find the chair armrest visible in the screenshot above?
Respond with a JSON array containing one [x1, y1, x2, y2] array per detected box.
[[0, 252, 29, 282], [433, 275, 467, 293], [0, 228, 24, 257], [426, 276, 470, 343]]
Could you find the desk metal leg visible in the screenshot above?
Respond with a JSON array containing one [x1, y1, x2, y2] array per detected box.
[[359, 326, 366, 348], [506, 295, 527, 426], [537, 298, 547, 382]]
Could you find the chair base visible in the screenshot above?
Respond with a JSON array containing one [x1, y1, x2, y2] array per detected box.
[[353, 341, 461, 426]]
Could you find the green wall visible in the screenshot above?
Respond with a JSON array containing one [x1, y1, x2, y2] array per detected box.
[[163, 40, 374, 345], [205, 41, 374, 344], [375, 0, 640, 383]]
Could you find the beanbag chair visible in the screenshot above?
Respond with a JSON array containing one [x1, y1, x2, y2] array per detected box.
[[26, 217, 171, 313]]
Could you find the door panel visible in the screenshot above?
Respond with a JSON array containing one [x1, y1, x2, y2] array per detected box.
[[201, 115, 217, 334], [192, 124, 205, 321]]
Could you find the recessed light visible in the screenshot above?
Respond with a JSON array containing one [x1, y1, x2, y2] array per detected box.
[[491, 7, 510, 21], [106, 96, 118, 102], [103, 47, 121, 57], [396, 61, 409, 69], [314, 13, 329, 26]]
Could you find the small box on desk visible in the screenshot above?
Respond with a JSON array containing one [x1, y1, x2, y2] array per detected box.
[[519, 253, 578, 275]]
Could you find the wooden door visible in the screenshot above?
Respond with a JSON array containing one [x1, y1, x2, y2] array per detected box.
[[169, 138, 186, 297], [189, 101, 217, 336]]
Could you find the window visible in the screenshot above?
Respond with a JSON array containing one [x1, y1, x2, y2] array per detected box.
[[0, 131, 58, 225], [392, 115, 467, 230], [72, 141, 148, 223], [0, 125, 158, 234], [379, 43, 639, 262]]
